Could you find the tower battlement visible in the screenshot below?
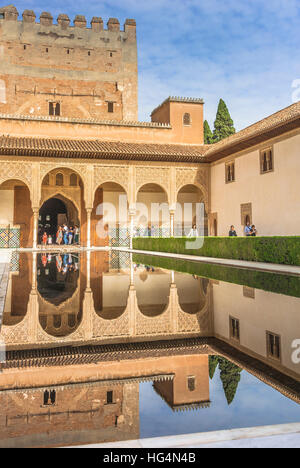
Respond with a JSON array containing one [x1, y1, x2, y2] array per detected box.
[[0, 5, 138, 121], [0, 5, 136, 36]]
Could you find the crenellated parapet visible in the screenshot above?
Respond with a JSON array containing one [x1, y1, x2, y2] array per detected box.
[[0, 5, 136, 35]]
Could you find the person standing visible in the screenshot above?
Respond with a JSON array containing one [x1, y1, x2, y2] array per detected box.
[[187, 225, 199, 238], [68, 227, 74, 245], [229, 225, 237, 236], [74, 226, 80, 245], [244, 222, 252, 237], [56, 226, 63, 245], [63, 226, 69, 245], [42, 232, 48, 246]]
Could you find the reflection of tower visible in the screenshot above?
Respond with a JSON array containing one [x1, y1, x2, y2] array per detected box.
[[0, 380, 140, 448], [153, 355, 210, 411]]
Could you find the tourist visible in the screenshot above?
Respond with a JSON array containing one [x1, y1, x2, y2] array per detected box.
[[74, 226, 80, 244], [48, 235, 53, 245], [229, 225, 237, 237], [251, 225, 257, 237], [42, 232, 48, 246], [244, 222, 252, 237], [68, 227, 74, 245], [56, 226, 63, 245], [187, 225, 199, 237], [63, 227, 69, 245]]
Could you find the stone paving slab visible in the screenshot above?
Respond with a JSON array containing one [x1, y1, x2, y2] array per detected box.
[[82, 423, 300, 449]]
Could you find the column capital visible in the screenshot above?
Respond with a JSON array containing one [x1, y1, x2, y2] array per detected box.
[[32, 207, 40, 214]]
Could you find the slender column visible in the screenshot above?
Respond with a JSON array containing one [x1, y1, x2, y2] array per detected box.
[[86, 249, 91, 290], [128, 209, 136, 250], [169, 210, 175, 237], [86, 208, 92, 249], [33, 209, 39, 249]]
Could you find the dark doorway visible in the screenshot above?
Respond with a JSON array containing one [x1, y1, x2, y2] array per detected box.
[[39, 198, 67, 242]]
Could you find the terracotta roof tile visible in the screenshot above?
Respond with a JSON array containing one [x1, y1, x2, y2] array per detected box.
[[0, 136, 208, 163]]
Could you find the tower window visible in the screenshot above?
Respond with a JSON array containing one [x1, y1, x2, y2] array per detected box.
[[260, 147, 274, 173], [225, 162, 235, 183], [49, 102, 61, 116], [187, 376, 196, 392], [183, 113, 191, 126], [0, 13, 4, 20], [108, 102, 114, 113], [43, 389, 56, 406], [23, 44, 27, 50], [46, 47, 49, 53], [106, 391, 113, 404]]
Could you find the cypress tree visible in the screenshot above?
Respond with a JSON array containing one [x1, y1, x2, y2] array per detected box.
[[213, 99, 236, 143], [204, 120, 213, 144], [218, 357, 242, 405], [209, 355, 219, 379]]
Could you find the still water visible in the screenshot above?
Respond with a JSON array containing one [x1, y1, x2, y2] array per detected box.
[[0, 250, 299, 448]]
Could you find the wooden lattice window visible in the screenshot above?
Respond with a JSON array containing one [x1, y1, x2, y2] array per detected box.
[[225, 162, 235, 183], [266, 332, 281, 360], [230, 317, 240, 341], [106, 391, 113, 404], [260, 147, 274, 173], [70, 173, 77, 186]]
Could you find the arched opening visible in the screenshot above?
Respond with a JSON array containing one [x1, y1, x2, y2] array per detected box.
[[136, 183, 169, 237], [90, 251, 130, 320], [40, 167, 84, 245], [2, 252, 32, 326], [175, 272, 208, 314], [134, 265, 171, 317], [92, 182, 129, 247], [38, 196, 79, 245], [37, 252, 83, 337], [176, 184, 207, 237], [0, 179, 33, 248]]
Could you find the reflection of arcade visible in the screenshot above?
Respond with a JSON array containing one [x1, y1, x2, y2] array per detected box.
[[3, 254, 32, 326], [90, 251, 130, 320], [37, 253, 83, 337]]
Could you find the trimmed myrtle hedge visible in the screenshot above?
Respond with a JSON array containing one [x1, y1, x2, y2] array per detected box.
[[133, 254, 300, 299], [133, 237, 300, 266]]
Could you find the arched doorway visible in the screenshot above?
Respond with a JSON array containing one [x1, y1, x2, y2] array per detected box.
[[38, 196, 79, 245], [40, 168, 85, 246], [136, 183, 169, 237]]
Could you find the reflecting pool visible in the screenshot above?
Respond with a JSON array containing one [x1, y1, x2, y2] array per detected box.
[[0, 251, 299, 448]]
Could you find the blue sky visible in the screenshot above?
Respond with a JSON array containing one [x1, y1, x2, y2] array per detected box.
[[7, 0, 300, 130]]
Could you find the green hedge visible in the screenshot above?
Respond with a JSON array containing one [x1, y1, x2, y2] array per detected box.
[[133, 237, 300, 266], [133, 253, 300, 298]]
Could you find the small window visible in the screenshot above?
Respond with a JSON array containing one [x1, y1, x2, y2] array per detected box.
[[43, 389, 56, 406], [56, 173, 64, 186], [43, 174, 50, 186], [88, 50, 91, 56], [108, 102, 114, 113], [225, 162, 235, 183], [267, 332, 281, 360], [46, 47, 49, 53], [260, 148, 273, 174], [0, 13, 5, 20], [49, 102, 60, 117], [110, 52, 113, 57], [67, 49, 70, 54], [230, 317, 240, 341], [183, 113, 191, 126], [23, 44, 27, 50], [70, 173, 77, 186], [106, 391, 113, 404], [187, 376, 196, 392]]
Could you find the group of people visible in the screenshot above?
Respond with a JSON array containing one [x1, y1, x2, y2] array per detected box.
[[39, 253, 79, 274], [41, 224, 80, 246], [229, 222, 257, 237]]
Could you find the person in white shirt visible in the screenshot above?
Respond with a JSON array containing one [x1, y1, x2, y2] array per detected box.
[[187, 225, 199, 238]]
